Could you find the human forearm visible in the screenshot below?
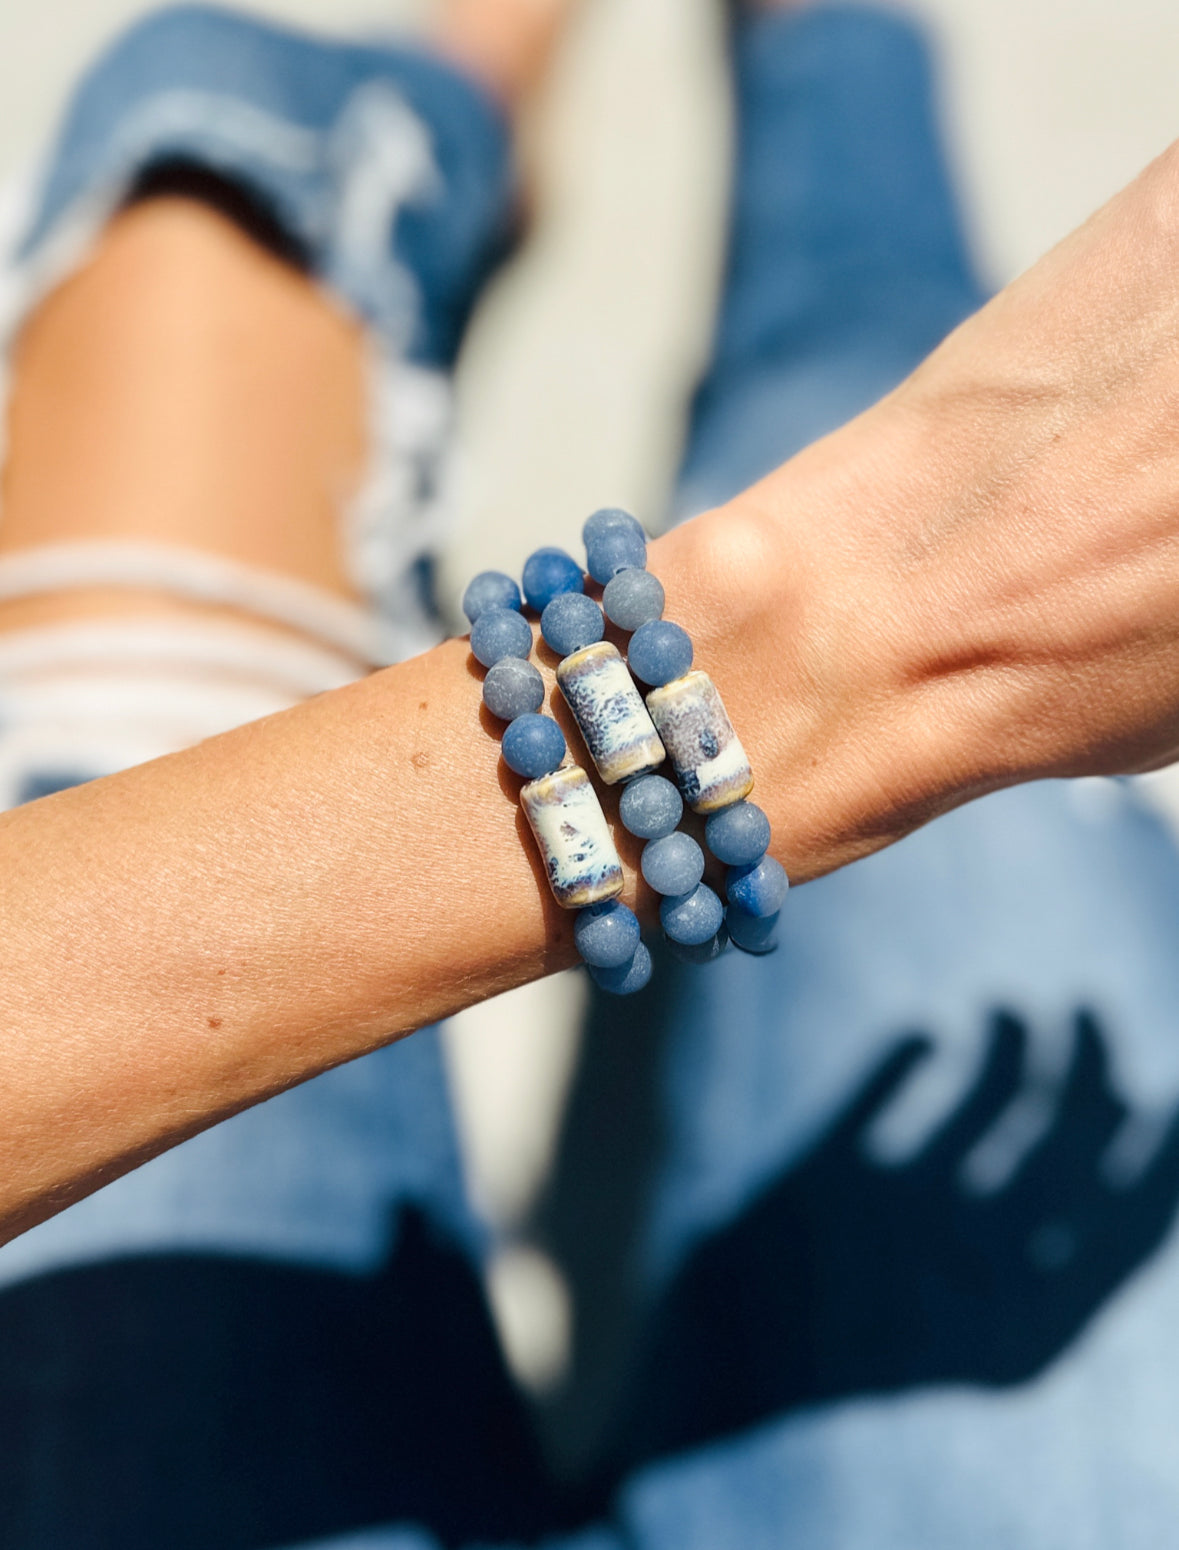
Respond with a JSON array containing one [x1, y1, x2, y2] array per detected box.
[[0, 638, 595, 1240]]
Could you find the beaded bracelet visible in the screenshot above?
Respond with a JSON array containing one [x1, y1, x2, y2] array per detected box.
[[464, 564, 651, 995], [463, 508, 787, 995]]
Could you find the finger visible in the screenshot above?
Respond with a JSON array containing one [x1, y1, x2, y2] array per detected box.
[[824, 1034, 933, 1148], [916, 1008, 1025, 1168], [1123, 1100, 1179, 1225], [1021, 1009, 1128, 1185]]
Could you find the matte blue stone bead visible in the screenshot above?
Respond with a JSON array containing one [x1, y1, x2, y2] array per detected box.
[[589, 939, 653, 995], [705, 801, 772, 866], [582, 507, 645, 549], [574, 900, 641, 969], [523, 547, 584, 612], [727, 855, 790, 917], [603, 568, 665, 631], [727, 906, 780, 955], [628, 620, 693, 686], [470, 606, 533, 668], [502, 713, 566, 779], [666, 923, 729, 964], [462, 570, 522, 624], [541, 592, 605, 657], [482, 657, 546, 721], [660, 882, 724, 945], [586, 528, 647, 586], [619, 774, 683, 839], [641, 831, 705, 896]]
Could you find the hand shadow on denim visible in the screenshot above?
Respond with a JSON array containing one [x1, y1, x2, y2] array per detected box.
[[606, 1009, 1179, 1475]]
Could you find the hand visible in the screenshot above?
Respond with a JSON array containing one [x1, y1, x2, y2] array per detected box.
[[653, 140, 1179, 882]]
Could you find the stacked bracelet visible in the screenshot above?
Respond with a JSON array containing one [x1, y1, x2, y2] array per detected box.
[[464, 562, 652, 995], [463, 508, 787, 996], [577, 509, 788, 959]]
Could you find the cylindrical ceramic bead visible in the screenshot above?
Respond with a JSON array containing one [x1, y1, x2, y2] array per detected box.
[[556, 641, 666, 785], [645, 669, 754, 813], [520, 764, 625, 909]]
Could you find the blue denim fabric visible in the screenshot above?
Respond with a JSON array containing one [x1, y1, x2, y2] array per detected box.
[[6, 5, 1179, 1549], [677, 3, 985, 512], [22, 3, 514, 365]]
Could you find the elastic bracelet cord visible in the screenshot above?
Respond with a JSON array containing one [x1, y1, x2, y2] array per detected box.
[[462, 508, 787, 996]]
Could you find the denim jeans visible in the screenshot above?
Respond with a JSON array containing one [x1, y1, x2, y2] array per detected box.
[[4, 6, 1179, 1548]]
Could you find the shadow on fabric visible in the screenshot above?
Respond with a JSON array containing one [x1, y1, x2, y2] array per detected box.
[[1, 1010, 1177, 1548], [536, 1000, 1179, 1490], [0, 1208, 576, 1549]]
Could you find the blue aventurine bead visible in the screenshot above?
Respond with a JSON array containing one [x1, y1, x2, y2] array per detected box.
[[482, 657, 546, 721], [603, 568, 665, 631], [586, 527, 647, 586], [641, 831, 705, 896], [727, 855, 789, 917], [523, 547, 584, 612], [589, 940, 653, 995], [660, 882, 724, 945], [628, 620, 693, 686], [666, 923, 729, 964], [574, 899, 641, 969], [541, 592, 605, 657], [582, 507, 645, 549], [619, 774, 683, 839], [462, 570, 522, 624], [502, 713, 566, 779], [470, 607, 533, 668], [705, 801, 772, 866], [727, 906, 780, 955]]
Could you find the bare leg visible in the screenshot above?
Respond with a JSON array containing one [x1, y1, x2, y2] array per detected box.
[[0, 197, 367, 636], [0, 0, 579, 641]]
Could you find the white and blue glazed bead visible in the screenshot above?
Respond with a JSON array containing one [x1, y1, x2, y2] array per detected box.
[[556, 641, 666, 786]]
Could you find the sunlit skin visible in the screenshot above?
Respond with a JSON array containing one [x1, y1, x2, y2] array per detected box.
[[4, 6, 1179, 1242]]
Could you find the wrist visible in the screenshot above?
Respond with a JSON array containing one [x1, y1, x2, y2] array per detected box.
[[650, 405, 978, 884]]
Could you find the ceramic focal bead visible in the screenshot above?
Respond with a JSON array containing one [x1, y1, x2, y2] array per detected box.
[[520, 764, 624, 909], [556, 641, 666, 785], [645, 669, 754, 813]]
